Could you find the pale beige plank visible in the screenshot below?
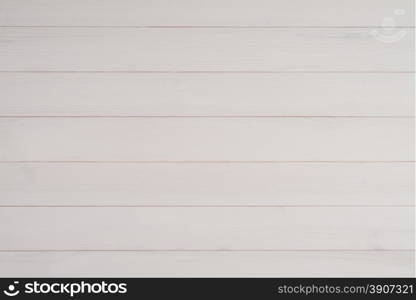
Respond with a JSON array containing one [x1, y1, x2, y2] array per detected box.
[[0, 73, 413, 116], [0, 207, 412, 250], [0, 118, 411, 161], [0, 162, 412, 206], [0, 28, 413, 71], [0, 251, 413, 277], [0, 0, 413, 27]]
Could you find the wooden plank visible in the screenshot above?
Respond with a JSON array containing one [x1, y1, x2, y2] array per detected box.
[[0, 73, 413, 116], [0, 207, 411, 250], [0, 162, 412, 206], [0, 118, 411, 161], [0, 0, 413, 27], [0, 28, 412, 72], [0, 251, 412, 277]]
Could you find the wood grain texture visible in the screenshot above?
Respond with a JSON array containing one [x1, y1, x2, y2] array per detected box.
[[0, 162, 412, 206], [0, 207, 412, 250], [0, 251, 413, 277], [0, 0, 413, 27], [1, 0, 414, 278], [0, 73, 413, 116], [0, 28, 413, 72], [0, 118, 411, 161]]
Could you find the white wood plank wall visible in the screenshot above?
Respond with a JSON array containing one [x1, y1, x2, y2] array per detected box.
[[0, 0, 414, 277]]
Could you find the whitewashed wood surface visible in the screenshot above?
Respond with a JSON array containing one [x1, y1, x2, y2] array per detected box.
[[0, 207, 412, 250], [0, 252, 412, 277], [0, 162, 412, 206], [0, 0, 413, 27], [0, 73, 412, 116], [0, 0, 413, 277], [0, 118, 411, 161], [0, 28, 413, 72]]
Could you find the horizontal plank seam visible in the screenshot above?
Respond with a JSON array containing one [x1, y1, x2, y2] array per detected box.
[[0, 26, 414, 29], [0, 71, 413, 74], [0, 205, 413, 208], [0, 249, 413, 252], [0, 161, 413, 164], [0, 116, 413, 118]]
